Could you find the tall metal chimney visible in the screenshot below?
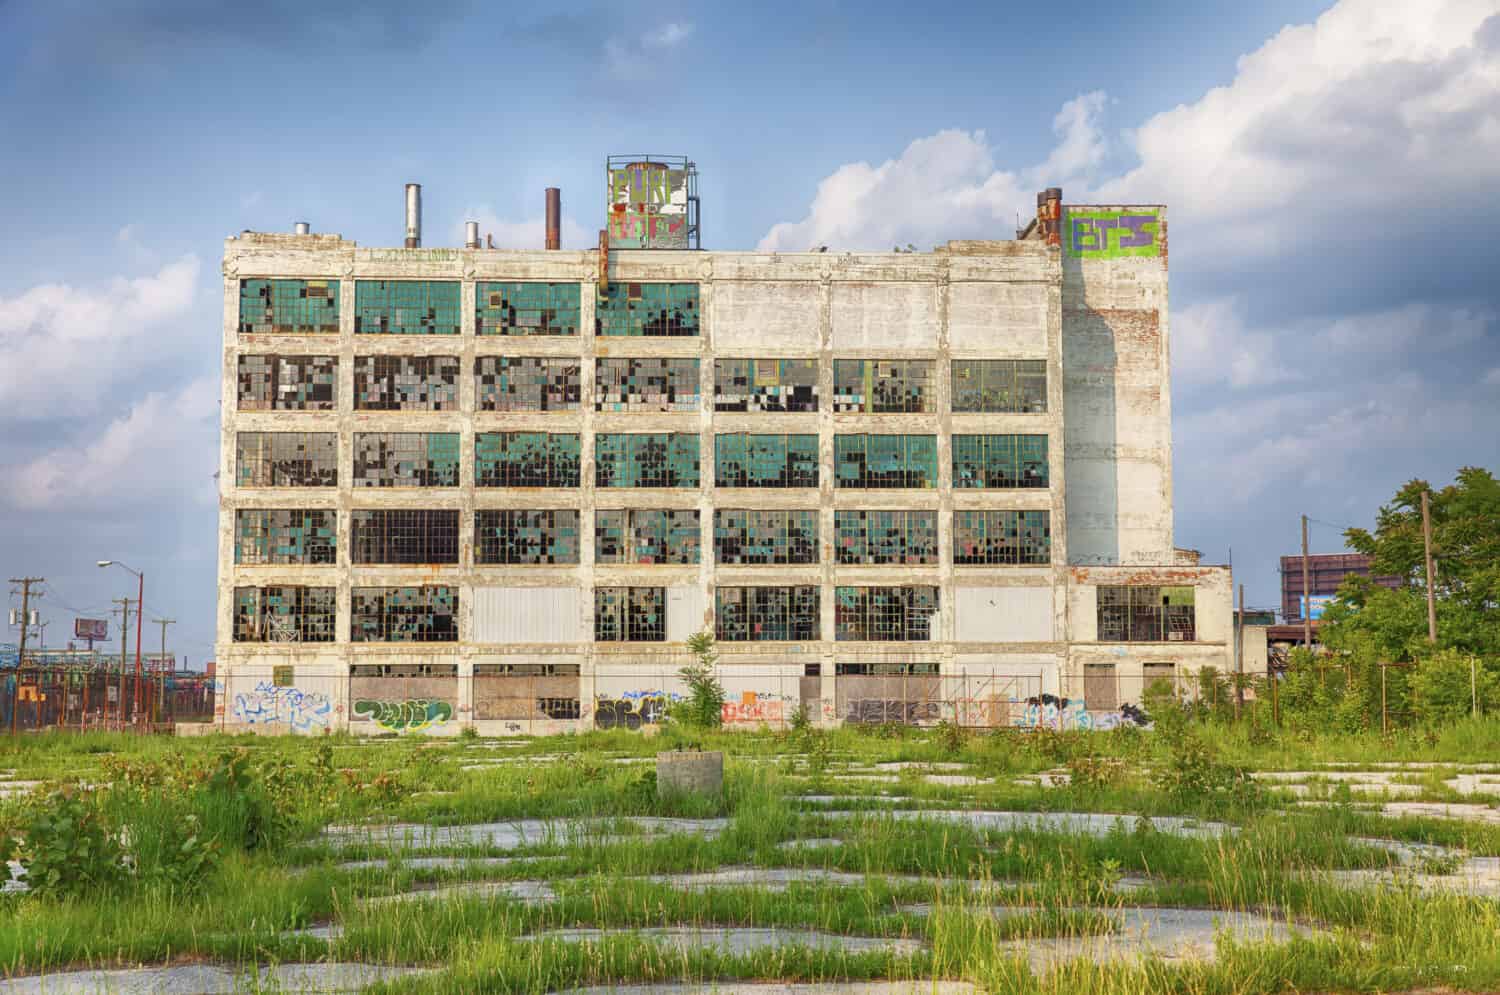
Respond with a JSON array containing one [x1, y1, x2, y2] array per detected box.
[[404, 183, 422, 248], [293, 222, 310, 235], [465, 221, 480, 249], [545, 187, 561, 250]]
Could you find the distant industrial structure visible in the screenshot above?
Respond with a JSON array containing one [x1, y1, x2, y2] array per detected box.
[[213, 157, 1243, 735], [1270, 553, 1403, 646]]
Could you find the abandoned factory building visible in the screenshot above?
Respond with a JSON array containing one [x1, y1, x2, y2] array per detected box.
[[214, 160, 1234, 735]]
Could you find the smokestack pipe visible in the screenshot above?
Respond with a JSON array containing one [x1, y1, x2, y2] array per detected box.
[[545, 187, 560, 250], [465, 221, 480, 249], [404, 183, 422, 248], [1038, 187, 1063, 248], [293, 222, 310, 235]]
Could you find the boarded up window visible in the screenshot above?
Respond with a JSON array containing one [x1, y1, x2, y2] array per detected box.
[[236, 433, 337, 487], [834, 510, 937, 565], [953, 510, 1051, 565], [595, 509, 699, 564], [1142, 662, 1177, 697], [476, 281, 579, 336], [835, 435, 937, 489], [952, 434, 1048, 489], [1084, 663, 1119, 710], [239, 279, 339, 335], [354, 355, 459, 411], [476, 356, 580, 411], [473, 664, 582, 720], [354, 280, 460, 335], [713, 359, 818, 412]]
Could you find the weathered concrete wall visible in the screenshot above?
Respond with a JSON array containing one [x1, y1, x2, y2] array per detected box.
[[215, 215, 1225, 733]]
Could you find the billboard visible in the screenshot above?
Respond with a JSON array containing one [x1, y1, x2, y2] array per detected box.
[[606, 156, 695, 249], [75, 618, 108, 641], [1301, 595, 1336, 621]]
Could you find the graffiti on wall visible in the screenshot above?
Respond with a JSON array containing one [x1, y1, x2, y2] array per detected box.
[[721, 691, 789, 725], [232, 682, 331, 731], [844, 699, 943, 725], [607, 161, 689, 249], [594, 690, 680, 730], [353, 698, 452, 732], [1065, 209, 1162, 259], [1013, 695, 1151, 732]]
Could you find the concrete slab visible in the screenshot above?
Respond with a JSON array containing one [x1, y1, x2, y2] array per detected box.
[[358, 878, 556, 907], [0, 780, 43, 799], [1012, 771, 1071, 788], [552, 983, 980, 994], [820, 809, 1233, 840], [775, 838, 843, 851], [523, 926, 923, 956], [338, 855, 561, 872], [1319, 856, 1500, 897], [874, 762, 971, 772], [321, 816, 730, 851], [1377, 802, 1500, 825], [0, 962, 431, 994], [923, 775, 986, 787]]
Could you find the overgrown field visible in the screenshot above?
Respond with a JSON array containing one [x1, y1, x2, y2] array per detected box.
[[4, 716, 1500, 993]]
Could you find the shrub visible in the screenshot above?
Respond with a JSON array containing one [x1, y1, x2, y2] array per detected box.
[[5, 789, 124, 899], [1066, 755, 1127, 791], [1412, 649, 1499, 724], [677, 631, 727, 729]]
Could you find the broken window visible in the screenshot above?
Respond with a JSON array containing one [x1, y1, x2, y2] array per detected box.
[[476, 510, 580, 564], [713, 359, 818, 412], [596, 282, 699, 336], [713, 510, 818, 565], [350, 586, 458, 642], [595, 433, 699, 488], [594, 587, 666, 641], [953, 510, 1051, 565], [594, 509, 700, 564], [951, 360, 1048, 413], [234, 510, 336, 565], [834, 586, 939, 641], [351, 510, 459, 564], [834, 435, 938, 489], [1097, 586, 1196, 642], [239, 279, 339, 335], [952, 434, 1049, 489], [233, 586, 335, 643], [353, 355, 459, 410], [236, 355, 337, 410], [476, 432, 581, 488], [475, 356, 580, 411], [236, 433, 338, 487], [833, 360, 934, 413], [351, 433, 460, 487], [476, 281, 580, 336], [595, 358, 701, 412], [834, 510, 938, 565], [834, 662, 938, 675], [715, 586, 820, 642], [354, 280, 460, 335], [714, 434, 818, 488]]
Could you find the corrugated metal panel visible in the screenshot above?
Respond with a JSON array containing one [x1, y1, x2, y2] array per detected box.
[[472, 587, 581, 643], [955, 587, 1053, 642], [666, 585, 707, 642]]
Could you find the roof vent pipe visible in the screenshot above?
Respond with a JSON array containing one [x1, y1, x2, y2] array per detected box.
[[293, 222, 310, 235], [545, 187, 560, 250], [404, 183, 422, 248], [465, 221, 480, 249]]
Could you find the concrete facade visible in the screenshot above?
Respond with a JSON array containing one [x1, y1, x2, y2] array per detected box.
[[213, 197, 1234, 736]]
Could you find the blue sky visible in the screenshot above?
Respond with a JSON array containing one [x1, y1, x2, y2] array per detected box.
[[2, 0, 1497, 665]]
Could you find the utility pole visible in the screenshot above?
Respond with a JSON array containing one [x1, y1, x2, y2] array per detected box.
[[8, 578, 43, 736], [113, 598, 132, 731], [1301, 515, 1312, 650], [1235, 583, 1245, 720], [1421, 490, 1437, 645], [153, 618, 175, 725]]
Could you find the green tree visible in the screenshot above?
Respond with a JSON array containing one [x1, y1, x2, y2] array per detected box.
[[677, 631, 726, 729]]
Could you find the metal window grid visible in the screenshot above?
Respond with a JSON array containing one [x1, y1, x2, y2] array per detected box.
[[951, 360, 1048, 413], [476, 510, 580, 564], [476, 281, 580, 336], [236, 432, 338, 487], [714, 434, 819, 488], [834, 434, 938, 489], [351, 509, 459, 564], [713, 359, 818, 412], [953, 510, 1052, 565], [239, 279, 339, 335], [834, 586, 939, 641], [594, 358, 701, 412], [1097, 586, 1197, 642], [236, 355, 337, 411], [475, 432, 581, 488], [714, 509, 818, 564], [834, 510, 938, 565], [715, 586, 820, 642], [351, 433, 460, 487], [833, 359, 934, 413], [475, 356, 581, 412], [233, 586, 335, 643], [354, 280, 461, 335], [594, 509, 700, 564], [595, 282, 699, 337], [350, 586, 458, 642], [234, 509, 336, 565], [952, 434, 1049, 489], [354, 355, 460, 411], [594, 587, 666, 642], [595, 433, 700, 488]]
